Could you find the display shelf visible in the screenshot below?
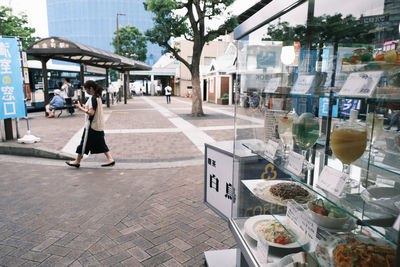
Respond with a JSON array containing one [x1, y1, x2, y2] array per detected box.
[[240, 140, 398, 245]]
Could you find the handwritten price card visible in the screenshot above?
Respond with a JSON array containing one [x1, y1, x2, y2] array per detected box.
[[291, 75, 315, 95], [286, 151, 304, 176], [339, 71, 383, 98], [317, 166, 347, 196], [286, 201, 318, 242], [264, 77, 281, 93], [264, 139, 279, 159]]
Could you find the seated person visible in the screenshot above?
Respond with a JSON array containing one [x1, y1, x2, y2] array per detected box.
[[45, 89, 65, 118], [251, 93, 260, 108]]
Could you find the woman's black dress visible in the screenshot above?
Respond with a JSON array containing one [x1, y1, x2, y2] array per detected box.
[[76, 95, 109, 155]]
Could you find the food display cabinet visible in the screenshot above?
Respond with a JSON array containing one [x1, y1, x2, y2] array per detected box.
[[227, 0, 400, 266]]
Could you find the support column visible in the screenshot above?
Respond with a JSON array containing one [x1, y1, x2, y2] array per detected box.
[[150, 75, 154, 96], [106, 68, 110, 108], [124, 71, 128, 104], [80, 64, 85, 103], [41, 57, 49, 116]]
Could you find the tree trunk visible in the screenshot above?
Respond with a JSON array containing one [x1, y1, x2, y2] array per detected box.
[[191, 45, 204, 117]]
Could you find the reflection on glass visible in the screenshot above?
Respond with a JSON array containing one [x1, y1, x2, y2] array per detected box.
[[331, 110, 367, 187], [366, 113, 384, 144]]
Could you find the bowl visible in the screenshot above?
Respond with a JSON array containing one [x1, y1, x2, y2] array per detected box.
[[307, 202, 349, 229]]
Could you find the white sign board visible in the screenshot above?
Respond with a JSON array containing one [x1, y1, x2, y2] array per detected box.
[[339, 71, 383, 98], [264, 139, 279, 159], [317, 166, 347, 196], [286, 201, 318, 242], [291, 75, 315, 95], [286, 151, 304, 176], [205, 147, 234, 219], [264, 77, 281, 93]]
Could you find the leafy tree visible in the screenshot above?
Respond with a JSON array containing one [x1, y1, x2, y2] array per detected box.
[[111, 24, 147, 62], [0, 6, 39, 50], [144, 0, 238, 116], [263, 14, 374, 49]]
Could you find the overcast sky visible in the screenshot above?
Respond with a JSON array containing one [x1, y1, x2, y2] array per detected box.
[[1, 0, 385, 39]]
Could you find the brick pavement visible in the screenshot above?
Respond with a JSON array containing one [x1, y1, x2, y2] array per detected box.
[[0, 96, 241, 266]]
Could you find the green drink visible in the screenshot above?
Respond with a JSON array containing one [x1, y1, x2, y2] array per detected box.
[[292, 113, 320, 150]]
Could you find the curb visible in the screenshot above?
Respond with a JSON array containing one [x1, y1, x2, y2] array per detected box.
[[0, 144, 75, 160]]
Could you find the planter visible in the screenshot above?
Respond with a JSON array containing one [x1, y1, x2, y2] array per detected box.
[[217, 98, 229, 105]]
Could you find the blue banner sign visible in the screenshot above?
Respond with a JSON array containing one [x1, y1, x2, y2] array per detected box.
[[319, 97, 338, 117], [0, 37, 25, 119], [341, 99, 360, 117]]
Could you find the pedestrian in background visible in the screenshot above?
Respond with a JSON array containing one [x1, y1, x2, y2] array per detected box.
[[66, 80, 115, 168], [165, 84, 172, 104], [45, 89, 65, 118]]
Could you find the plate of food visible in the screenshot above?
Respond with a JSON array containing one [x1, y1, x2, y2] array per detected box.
[[315, 233, 396, 267], [244, 215, 308, 248], [250, 180, 314, 206]]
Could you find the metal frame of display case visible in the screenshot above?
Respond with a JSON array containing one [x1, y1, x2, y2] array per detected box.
[[230, 1, 400, 266]]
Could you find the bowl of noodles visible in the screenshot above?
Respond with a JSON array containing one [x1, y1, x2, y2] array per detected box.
[[315, 233, 396, 267]]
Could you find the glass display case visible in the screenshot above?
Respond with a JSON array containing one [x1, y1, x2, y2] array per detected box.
[[229, 0, 400, 266]]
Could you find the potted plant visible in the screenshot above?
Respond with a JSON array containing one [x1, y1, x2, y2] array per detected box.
[[217, 93, 229, 105]]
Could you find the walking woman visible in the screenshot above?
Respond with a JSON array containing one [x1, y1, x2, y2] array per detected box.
[[66, 80, 115, 168]]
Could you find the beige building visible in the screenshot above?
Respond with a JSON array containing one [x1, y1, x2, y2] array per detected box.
[[174, 36, 232, 99]]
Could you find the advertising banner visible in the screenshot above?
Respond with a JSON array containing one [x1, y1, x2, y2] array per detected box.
[[0, 37, 25, 119]]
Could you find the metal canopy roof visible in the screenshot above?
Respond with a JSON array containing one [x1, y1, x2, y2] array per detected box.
[[27, 37, 151, 71]]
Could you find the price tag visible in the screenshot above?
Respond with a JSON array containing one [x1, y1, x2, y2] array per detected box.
[[264, 139, 279, 159], [286, 151, 304, 176], [287, 201, 318, 242], [317, 166, 347, 196], [393, 215, 400, 231], [339, 71, 383, 98], [291, 75, 315, 95], [264, 77, 281, 93]]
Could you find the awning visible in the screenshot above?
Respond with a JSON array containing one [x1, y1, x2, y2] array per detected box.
[[27, 37, 151, 71]]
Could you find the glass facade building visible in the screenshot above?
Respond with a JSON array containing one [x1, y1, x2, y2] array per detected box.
[[47, 0, 162, 65]]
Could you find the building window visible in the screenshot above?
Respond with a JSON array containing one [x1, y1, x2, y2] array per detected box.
[[204, 57, 215, 66]]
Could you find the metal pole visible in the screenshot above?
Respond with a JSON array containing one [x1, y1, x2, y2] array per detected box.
[[106, 68, 110, 108], [41, 57, 49, 116], [124, 71, 128, 104], [80, 63, 85, 103]]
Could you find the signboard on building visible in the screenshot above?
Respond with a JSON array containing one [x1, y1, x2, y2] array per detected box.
[[0, 37, 25, 119]]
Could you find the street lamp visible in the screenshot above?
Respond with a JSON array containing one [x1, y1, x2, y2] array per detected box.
[[116, 12, 126, 102], [116, 12, 126, 55]]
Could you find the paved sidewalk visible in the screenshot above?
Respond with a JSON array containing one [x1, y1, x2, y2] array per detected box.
[[0, 96, 240, 266]]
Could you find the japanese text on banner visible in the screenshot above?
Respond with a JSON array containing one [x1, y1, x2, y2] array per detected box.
[[0, 37, 25, 119]]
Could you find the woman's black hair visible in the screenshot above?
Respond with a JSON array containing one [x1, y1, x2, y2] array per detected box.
[[84, 80, 102, 96]]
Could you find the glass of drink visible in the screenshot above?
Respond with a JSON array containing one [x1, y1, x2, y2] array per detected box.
[[292, 112, 319, 165], [331, 110, 367, 187], [366, 113, 384, 153], [278, 113, 295, 160]]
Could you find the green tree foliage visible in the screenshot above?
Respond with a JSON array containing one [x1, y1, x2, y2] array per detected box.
[[264, 14, 374, 49], [111, 24, 147, 62], [144, 0, 238, 116], [0, 6, 39, 50]]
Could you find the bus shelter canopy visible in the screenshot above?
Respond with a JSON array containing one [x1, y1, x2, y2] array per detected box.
[[26, 37, 151, 71]]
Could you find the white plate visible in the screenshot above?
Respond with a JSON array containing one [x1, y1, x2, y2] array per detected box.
[[242, 180, 314, 206], [315, 233, 396, 266], [244, 215, 308, 249]]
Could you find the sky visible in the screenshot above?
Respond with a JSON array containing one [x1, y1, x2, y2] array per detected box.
[[0, 0, 385, 40]]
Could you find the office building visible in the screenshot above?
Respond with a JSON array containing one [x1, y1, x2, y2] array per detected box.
[[47, 0, 162, 65]]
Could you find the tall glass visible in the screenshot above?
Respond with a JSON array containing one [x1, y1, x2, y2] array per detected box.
[[331, 124, 367, 187], [366, 113, 384, 153], [292, 112, 319, 161], [278, 115, 294, 160]]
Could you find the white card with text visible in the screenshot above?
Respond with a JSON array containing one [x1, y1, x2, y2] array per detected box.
[[291, 75, 315, 95], [286, 201, 318, 242], [339, 71, 383, 98], [264, 77, 281, 93], [317, 166, 348, 196], [264, 139, 279, 159], [286, 151, 304, 176]]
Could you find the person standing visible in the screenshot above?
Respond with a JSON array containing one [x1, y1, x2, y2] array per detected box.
[[61, 78, 74, 99], [165, 84, 172, 104], [45, 89, 65, 118], [66, 80, 115, 168]]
